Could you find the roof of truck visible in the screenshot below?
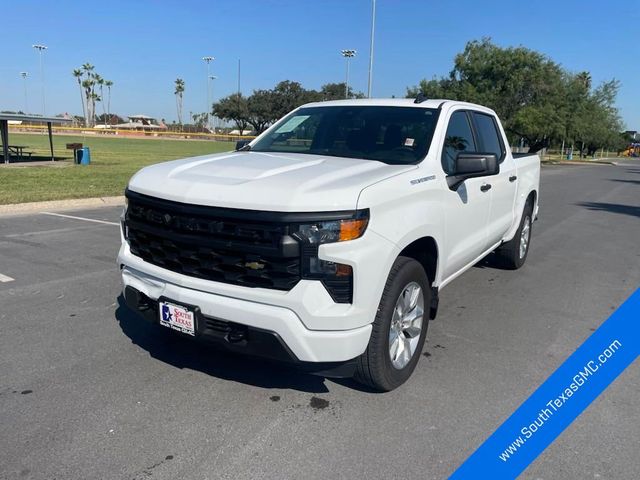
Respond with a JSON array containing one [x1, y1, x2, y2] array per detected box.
[[303, 98, 447, 109], [301, 98, 494, 113]]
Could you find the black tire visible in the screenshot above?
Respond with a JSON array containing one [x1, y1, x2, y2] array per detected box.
[[496, 200, 534, 270], [354, 256, 430, 392]]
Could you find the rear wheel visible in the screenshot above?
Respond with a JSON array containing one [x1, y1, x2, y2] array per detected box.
[[354, 256, 430, 391], [496, 200, 533, 269]]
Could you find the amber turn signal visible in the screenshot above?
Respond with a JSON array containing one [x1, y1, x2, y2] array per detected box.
[[339, 218, 369, 241]]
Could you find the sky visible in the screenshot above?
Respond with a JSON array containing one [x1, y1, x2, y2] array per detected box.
[[1, 0, 638, 128]]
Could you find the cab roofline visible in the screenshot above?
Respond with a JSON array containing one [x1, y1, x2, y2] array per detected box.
[[299, 98, 491, 112]]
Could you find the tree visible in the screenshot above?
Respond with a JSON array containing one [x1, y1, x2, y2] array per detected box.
[[270, 80, 321, 119], [213, 93, 250, 134], [96, 75, 107, 126], [407, 38, 566, 151], [72, 69, 86, 123], [191, 112, 209, 129], [247, 89, 277, 134], [319, 82, 365, 100], [104, 80, 113, 125], [407, 38, 624, 153], [72, 63, 105, 127], [174, 78, 185, 126], [574, 79, 624, 156]]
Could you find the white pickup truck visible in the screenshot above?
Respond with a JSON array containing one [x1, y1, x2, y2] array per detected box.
[[118, 98, 540, 391]]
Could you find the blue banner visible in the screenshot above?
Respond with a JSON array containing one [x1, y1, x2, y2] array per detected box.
[[450, 288, 640, 479]]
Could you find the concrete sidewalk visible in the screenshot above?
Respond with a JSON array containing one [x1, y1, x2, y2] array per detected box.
[[0, 195, 125, 217]]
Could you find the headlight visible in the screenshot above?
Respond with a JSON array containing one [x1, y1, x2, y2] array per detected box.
[[293, 211, 368, 303], [294, 216, 368, 244]]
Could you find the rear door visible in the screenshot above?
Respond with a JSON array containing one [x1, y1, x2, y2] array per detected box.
[[440, 110, 492, 279], [470, 112, 517, 246]]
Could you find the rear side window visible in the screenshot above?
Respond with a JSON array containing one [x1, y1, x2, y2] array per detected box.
[[472, 112, 505, 162], [441, 111, 476, 174]]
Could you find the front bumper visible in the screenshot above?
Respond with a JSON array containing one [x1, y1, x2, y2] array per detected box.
[[120, 265, 372, 364]]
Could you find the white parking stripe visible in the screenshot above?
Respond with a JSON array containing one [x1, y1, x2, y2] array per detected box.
[[40, 212, 119, 226], [0, 273, 15, 283]]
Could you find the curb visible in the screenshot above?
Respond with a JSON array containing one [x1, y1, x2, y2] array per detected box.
[[542, 160, 617, 166], [0, 196, 125, 217]]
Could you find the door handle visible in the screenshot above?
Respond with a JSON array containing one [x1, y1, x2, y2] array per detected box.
[[480, 183, 492, 192], [509, 175, 517, 182]]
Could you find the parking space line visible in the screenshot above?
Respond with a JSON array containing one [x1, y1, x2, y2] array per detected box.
[[0, 273, 15, 283], [5, 226, 102, 238], [40, 212, 120, 226]]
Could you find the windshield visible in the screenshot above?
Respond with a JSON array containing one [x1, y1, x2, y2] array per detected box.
[[251, 105, 439, 165]]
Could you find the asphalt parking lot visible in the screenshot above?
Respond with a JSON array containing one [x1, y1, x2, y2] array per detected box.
[[1, 160, 639, 480]]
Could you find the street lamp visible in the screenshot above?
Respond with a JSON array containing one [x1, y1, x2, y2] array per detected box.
[[202, 56, 214, 130], [340, 50, 357, 99], [209, 75, 218, 131], [20, 72, 29, 114], [367, 0, 376, 98], [32, 44, 48, 115]]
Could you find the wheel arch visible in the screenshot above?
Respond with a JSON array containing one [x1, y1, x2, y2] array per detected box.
[[505, 188, 538, 242], [397, 236, 440, 320]]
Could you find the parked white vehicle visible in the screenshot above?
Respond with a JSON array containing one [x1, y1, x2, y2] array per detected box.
[[118, 98, 540, 391]]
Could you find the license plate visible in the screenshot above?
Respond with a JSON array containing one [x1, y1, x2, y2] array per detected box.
[[159, 300, 196, 336]]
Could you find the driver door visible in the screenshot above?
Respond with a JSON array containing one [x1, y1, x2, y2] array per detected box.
[[439, 110, 492, 280]]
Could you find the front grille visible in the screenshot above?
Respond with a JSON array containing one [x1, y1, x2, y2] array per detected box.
[[125, 191, 301, 291]]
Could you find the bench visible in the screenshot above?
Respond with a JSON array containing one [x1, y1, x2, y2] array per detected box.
[[3, 145, 33, 161]]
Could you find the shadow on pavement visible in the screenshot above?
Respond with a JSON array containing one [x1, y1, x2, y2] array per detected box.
[[473, 252, 512, 270], [577, 202, 640, 219], [114, 295, 331, 394], [610, 178, 640, 186]]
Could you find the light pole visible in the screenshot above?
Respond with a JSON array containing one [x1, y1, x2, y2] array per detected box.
[[202, 56, 214, 130], [367, 0, 376, 98], [32, 44, 48, 115], [340, 50, 357, 99], [209, 75, 218, 131], [20, 72, 29, 114]]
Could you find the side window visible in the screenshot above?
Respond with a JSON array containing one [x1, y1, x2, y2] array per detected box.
[[472, 112, 505, 162], [441, 111, 476, 174]]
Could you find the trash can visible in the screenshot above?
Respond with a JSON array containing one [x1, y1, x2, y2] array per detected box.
[[78, 147, 91, 165]]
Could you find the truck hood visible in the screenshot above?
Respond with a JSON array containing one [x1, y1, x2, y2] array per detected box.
[[128, 151, 415, 211]]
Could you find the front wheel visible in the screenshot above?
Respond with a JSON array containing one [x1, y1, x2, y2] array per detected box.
[[354, 256, 430, 391]]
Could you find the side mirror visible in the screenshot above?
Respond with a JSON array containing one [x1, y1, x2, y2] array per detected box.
[[235, 140, 251, 151], [447, 153, 498, 189]]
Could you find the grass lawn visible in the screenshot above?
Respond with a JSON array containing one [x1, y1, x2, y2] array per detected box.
[[0, 133, 234, 204]]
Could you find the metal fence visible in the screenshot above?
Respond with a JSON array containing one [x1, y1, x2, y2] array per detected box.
[[8, 124, 256, 143]]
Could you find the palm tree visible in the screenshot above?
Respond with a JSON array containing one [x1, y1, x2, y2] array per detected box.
[[90, 91, 101, 126], [174, 78, 185, 126], [96, 75, 107, 126], [104, 80, 113, 125], [81, 64, 97, 126], [81, 78, 95, 127], [72, 69, 86, 125]]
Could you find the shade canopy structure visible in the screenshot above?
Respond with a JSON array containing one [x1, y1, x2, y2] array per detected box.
[[0, 113, 72, 164]]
